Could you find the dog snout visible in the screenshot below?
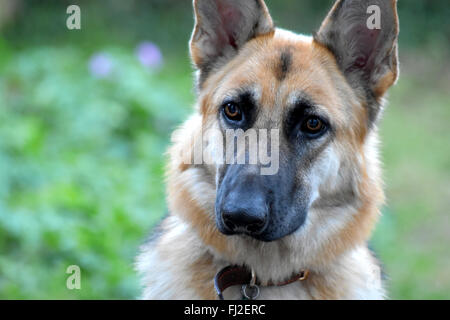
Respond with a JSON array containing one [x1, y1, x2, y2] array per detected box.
[[216, 165, 274, 237], [222, 206, 267, 235], [219, 188, 269, 235]]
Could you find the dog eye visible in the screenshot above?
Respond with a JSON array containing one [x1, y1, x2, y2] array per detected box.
[[222, 102, 243, 122], [301, 116, 326, 137]]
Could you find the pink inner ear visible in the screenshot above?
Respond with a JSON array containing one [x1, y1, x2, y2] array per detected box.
[[215, 0, 243, 50], [350, 26, 381, 70]]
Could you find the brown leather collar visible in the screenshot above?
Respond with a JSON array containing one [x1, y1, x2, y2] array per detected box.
[[214, 265, 309, 300]]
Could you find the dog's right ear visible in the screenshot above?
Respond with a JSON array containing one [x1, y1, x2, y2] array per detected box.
[[190, 0, 274, 88]]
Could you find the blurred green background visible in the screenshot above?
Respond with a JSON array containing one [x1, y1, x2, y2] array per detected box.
[[0, 0, 449, 299]]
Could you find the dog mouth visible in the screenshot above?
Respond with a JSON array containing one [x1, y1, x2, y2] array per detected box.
[[216, 215, 291, 242], [221, 228, 290, 242]]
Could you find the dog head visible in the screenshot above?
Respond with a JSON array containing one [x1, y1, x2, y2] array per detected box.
[[173, 0, 398, 268]]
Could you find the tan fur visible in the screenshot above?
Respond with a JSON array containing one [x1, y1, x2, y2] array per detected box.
[[136, 0, 398, 300]]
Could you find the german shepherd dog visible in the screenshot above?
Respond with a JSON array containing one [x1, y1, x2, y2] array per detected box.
[[137, 0, 399, 299]]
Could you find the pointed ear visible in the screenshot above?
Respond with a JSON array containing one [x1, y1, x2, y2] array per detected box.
[[190, 0, 274, 87], [315, 0, 399, 121]]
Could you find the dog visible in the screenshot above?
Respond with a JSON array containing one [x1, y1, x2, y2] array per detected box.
[[136, 0, 399, 300]]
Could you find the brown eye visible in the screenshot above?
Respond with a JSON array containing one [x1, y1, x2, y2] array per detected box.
[[302, 116, 326, 137], [306, 118, 322, 131], [223, 102, 242, 121]]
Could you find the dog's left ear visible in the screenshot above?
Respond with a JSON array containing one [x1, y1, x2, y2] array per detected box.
[[315, 0, 399, 122], [190, 0, 274, 87]]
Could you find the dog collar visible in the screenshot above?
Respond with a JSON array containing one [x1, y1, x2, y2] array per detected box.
[[214, 265, 309, 300]]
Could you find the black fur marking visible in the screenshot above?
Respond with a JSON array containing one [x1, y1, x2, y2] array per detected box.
[[283, 96, 316, 140], [219, 91, 258, 131], [276, 49, 292, 81]]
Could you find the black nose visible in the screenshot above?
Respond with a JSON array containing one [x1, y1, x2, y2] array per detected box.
[[222, 209, 267, 234], [220, 190, 268, 235]]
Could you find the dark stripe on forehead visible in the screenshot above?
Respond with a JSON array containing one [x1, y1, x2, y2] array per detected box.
[[275, 48, 292, 81]]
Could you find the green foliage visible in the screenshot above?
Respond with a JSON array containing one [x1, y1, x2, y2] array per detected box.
[[0, 44, 190, 298], [0, 0, 449, 300]]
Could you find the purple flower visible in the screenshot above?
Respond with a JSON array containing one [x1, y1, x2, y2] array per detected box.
[[136, 41, 163, 69], [88, 53, 113, 78]]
